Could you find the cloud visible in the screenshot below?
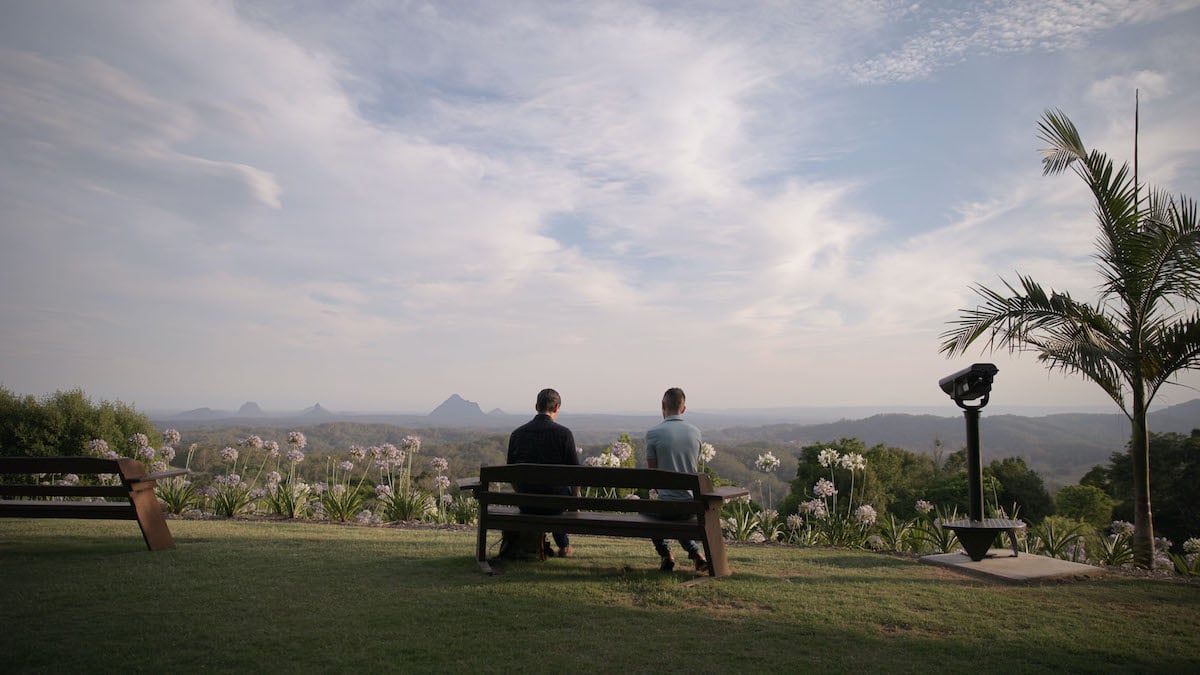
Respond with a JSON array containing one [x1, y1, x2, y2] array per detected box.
[[1, 1, 1197, 411]]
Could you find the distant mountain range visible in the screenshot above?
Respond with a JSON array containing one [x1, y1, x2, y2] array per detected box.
[[152, 394, 1200, 486]]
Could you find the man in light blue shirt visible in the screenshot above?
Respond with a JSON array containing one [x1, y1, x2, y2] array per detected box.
[[645, 387, 708, 573]]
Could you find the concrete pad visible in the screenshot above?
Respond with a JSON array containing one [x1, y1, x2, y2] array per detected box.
[[920, 549, 1107, 584]]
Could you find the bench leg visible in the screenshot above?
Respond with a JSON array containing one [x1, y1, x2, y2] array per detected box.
[[127, 486, 176, 551], [476, 522, 488, 565], [700, 506, 732, 577]]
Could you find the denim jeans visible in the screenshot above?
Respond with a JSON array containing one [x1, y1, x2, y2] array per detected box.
[[649, 513, 700, 558]]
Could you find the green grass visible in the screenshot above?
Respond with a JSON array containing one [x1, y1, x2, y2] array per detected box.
[[1, 518, 1197, 673]]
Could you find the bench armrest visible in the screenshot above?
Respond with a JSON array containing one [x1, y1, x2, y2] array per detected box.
[[132, 469, 190, 483], [702, 486, 750, 502], [457, 477, 481, 492]]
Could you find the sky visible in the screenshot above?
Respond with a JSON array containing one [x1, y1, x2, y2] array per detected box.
[[2, 0, 1199, 416]]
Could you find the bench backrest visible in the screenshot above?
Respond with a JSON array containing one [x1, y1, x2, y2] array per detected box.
[[0, 456, 147, 499], [475, 464, 714, 517]]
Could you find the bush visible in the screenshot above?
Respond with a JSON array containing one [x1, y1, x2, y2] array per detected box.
[[0, 386, 155, 457], [1056, 484, 1113, 530]]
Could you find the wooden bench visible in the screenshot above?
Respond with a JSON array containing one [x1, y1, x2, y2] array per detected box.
[[458, 464, 749, 577], [0, 456, 187, 551]]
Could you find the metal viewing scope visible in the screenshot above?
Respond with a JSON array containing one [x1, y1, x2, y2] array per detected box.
[[938, 363, 998, 406]]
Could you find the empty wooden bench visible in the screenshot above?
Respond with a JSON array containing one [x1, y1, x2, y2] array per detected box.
[[458, 463, 749, 577], [0, 456, 187, 550]]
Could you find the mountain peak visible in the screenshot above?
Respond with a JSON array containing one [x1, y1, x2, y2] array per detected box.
[[429, 394, 487, 422], [237, 401, 264, 417], [302, 403, 334, 418]]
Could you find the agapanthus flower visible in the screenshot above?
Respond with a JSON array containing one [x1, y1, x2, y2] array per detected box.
[[699, 443, 716, 463], [915, 499, 934, 514], [855, 504, 878, 525], [263, 440, 280, 458], [787, 514, 804, 530], [286, 449, 304, 464], [160, 446, 176, 461], [338, 460, 354, 472], [266, 471, 282, 486], [220, 446, 239, 463], [349, 445, 366, 460], [330, 484, 347, 497], [401, 435, 421, 453], [128, 433, 149, 449], [583, 456, 603, 467], [817, 448, 840, 468], [161, 429, 181, 445], [375, 484, 393, 497], [242, 435, 264, 449], [433, 475, 451, 490], [611, 441, 633, 461], [150, 461, 168, 473], [1111, 520, 1135, 536], [440, 493, 454, 505], [755, 452, 781, 473], [312, 481, 328, 495], [1184, 538, 1200, 556], [287, 431, 307, 448], [430, 457, 449, 474], [137, 446, 156, 460], [839, 452, 866, 471], [86, 439, 109, 456], [801, 498, 828, 518], [867, 535, 885, 550], [103, 449, 119, 460], [749, 532, 767, 544], [61, 474, 80, 486], [813, 478, 837, 498]]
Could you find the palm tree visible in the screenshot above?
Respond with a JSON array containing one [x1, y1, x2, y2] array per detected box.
[[940, 108, 1200, 568]]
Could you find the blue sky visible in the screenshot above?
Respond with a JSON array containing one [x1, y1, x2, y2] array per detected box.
[[2, 1, 1199, 415]]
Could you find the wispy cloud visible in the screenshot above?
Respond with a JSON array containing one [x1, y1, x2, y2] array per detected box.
[[0, 0, 1197, 412]]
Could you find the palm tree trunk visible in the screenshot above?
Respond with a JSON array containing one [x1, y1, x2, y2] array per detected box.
[[1130, 381, 1155, 568]]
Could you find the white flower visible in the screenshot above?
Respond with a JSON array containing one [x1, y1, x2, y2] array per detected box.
[[1111, 520, 1135, 536], [855, 504, 877, 525], [241, 435, 263, 449], [749, 532, 767, 544], [287, 431, 307, 448], [839, 452, 866, 471], [162, 429, 181, 445], [610, 441, 633, 461], [867, 535, 885, 550], [813, 478, 837, 498], [401, 435, 421, 453], [338, 460, 354, 472], [1184, 538, 1200, 556], [430, 457, 449, 474], [915, 499, 934, 514], [817, 448, 840, 468], [86, 439, 109, 457], [801, 498, 828, 519], [220, 447, 239, 463], [786, 514, 804, 530], [755, 452, 781, 473], [699, 443, 716, 463]]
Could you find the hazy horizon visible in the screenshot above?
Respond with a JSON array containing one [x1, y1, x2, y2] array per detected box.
[[3, 2, 1199, 414]]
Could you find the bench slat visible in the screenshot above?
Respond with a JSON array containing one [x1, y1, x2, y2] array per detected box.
[[481, 493, 704, 516], [0, 484, 131, 498], [0, 500, 139, 520], [482, 507, 706, 539], [0, 456, 123, 475], [479, 464, 707, 492]]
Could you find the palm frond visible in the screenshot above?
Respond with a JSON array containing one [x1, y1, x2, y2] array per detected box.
[[1037, 109, 1086, 176], [1145, 312, 1200, 400]]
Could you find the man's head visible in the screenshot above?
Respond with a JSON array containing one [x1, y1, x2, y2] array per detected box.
[[661, 387, 686, 417], [536, 388, 562, 415]]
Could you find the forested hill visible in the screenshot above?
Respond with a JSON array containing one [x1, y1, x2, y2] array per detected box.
[[705, 399, 1200, 486]]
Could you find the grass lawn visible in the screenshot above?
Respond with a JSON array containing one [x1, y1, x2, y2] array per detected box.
[[1, 518, 1197, 673]]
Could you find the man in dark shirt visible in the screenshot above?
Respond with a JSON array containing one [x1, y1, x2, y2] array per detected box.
[[507, 388, 580, 557]]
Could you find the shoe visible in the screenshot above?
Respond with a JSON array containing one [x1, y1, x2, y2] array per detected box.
[[659, 555, 676, 572], [558, 546, 573, 558], [688, 552, 709, 573]]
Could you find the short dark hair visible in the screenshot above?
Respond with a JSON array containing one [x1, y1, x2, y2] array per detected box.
[[536, 388, 561, 413], [662, 387, 686, 415]]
